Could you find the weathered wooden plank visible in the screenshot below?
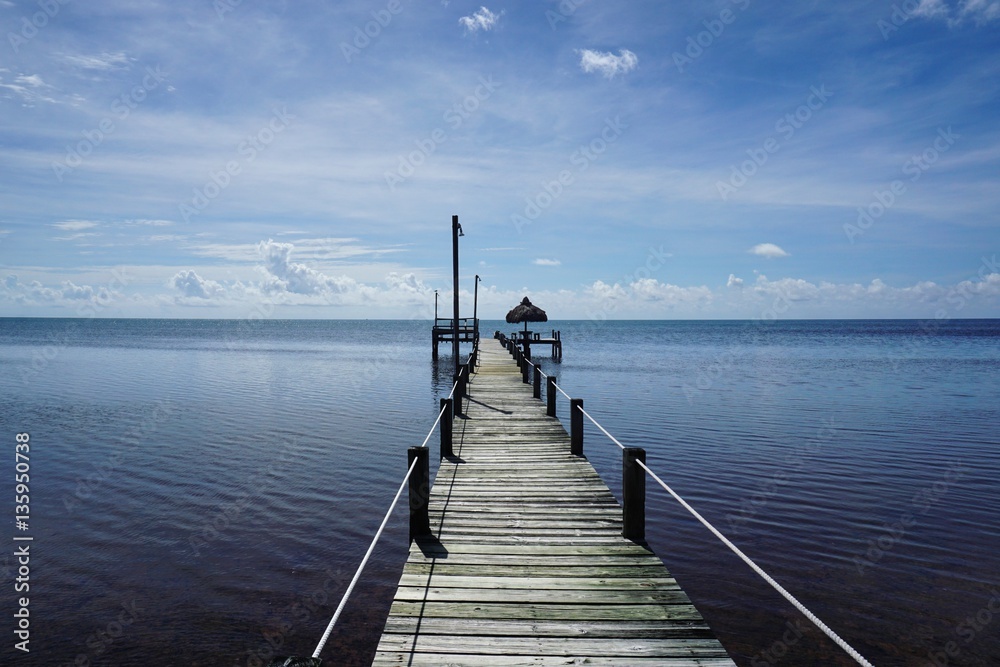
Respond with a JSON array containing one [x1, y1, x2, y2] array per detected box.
[[400, 563, 673, 578], [373, 654, 734, 667], [386, 601, 709, 622], [396, 574, 681, 590], [371, 338, 734, 665], [376, 635, 732, 657], [380, 617, 711, 638]]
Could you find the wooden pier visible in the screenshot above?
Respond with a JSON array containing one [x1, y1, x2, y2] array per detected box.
[[432, 317, 478, 359], [372, 338, 735, 665]]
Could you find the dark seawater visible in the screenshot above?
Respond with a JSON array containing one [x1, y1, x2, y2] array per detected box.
[[0, 318, 998, 666]]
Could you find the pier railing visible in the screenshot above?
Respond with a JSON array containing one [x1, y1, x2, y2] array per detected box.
[[496, 331, 875, 667], [289, 339, 479, 667]]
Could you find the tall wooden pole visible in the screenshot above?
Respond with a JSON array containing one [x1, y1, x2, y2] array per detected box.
[[473, 274, 480, 345], [452, 215, 461, 378]]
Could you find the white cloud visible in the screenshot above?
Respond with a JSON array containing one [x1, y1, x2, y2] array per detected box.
[[459, 7, 504, 33], [124, 219, 173, 227], [750, 243, 790, 259], [257, 239, 358, 296], [959, 0, 1000, 24], [727, 274, 744, 288], [631, 278, 712, 304], [0, 73, 59, 105], [533, 258, 561, 266], [53, 220, 100, 231], [169, 270, 225, 299], [914, 0, 1000, 24], [60, 52, 130, 71], [577, 49, 639, 79]]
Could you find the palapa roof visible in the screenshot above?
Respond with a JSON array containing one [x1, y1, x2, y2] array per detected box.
[[505, 296, 548, 324]]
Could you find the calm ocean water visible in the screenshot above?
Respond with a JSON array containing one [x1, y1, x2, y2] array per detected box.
[[1, 318, 998, 666]]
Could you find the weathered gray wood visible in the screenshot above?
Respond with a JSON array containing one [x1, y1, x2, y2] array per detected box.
[[373, 339, 734, 665]]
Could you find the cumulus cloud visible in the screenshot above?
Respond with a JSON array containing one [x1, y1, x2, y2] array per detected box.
[[587, 280, 629, 301], [578, 49, 638, 79], [169, 270, 225, 299], [460, 6, 503, 33], [533, 258, 561, 266], [631, 278, 712, 304], [257, 239, 357, 296], [727, 274, 744, 288], [750, 243, 790, 259], [385, 272, 431, 294]]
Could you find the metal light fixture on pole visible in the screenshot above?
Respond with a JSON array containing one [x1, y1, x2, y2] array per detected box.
[[451, 215, 463, 378]]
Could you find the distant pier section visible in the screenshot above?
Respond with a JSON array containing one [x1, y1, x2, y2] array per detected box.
[[432, 317, 478, 359]]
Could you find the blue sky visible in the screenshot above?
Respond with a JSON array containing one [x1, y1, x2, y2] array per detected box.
[[1, 0, 998, 319]]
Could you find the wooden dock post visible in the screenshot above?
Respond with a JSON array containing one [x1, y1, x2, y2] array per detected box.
[[546, 375, 557, 417], [454, 368, 466, 416], [521, 358, 530, 384], [407, 447, 430, 540], [532, 363, 541, 399], [623, 447, 646, 542], [439, 398, 453, 460], [570, 398, 583, 456]]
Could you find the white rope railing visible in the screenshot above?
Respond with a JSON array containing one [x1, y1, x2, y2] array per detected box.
[[311, 341, 476, 658], [312, 455, 418, 658], [578, 406, 626, 451], [636, 459, 874, 667], [573, 401, 874, 667]]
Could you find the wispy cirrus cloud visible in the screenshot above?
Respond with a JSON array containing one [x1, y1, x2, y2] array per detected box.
[[59, 52, 131, 71], [53, 220, 101, 232], [533, 258, 561, 266]]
